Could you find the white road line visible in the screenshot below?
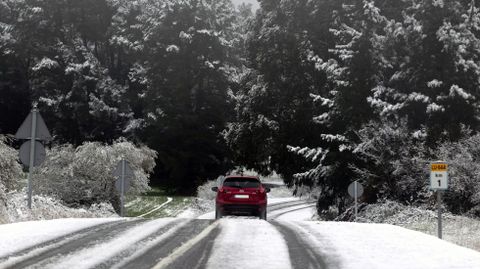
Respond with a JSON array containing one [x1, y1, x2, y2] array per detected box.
[[138, 197, 173, 218], [111, 220, 191, 269], [151, 221, 220, 269]]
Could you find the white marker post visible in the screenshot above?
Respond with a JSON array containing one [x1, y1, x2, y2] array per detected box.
[[430, 161, 448, 239]]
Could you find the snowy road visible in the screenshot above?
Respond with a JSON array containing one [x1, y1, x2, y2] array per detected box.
[[1, 200, 480, 269]]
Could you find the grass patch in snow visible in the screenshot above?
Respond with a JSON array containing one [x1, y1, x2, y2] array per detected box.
[[125, 187, 194, 218], [405, 214, 480, 252]]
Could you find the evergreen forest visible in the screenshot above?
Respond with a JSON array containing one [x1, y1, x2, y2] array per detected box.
[[2, 0, 480, 218]]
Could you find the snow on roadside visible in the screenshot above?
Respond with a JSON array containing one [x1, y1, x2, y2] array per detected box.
[[0, 218, 119, 257], [5, 191, 117, 223], [269, 197, 300, 204], [206, 219, 292, 269], [274, 205, 316, 221], [285, 221, 480, 269], [197, 210, 215, 219]]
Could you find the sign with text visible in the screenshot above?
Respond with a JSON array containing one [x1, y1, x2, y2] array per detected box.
[[430, 162, 448, 190]]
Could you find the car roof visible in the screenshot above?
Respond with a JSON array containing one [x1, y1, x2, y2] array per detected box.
[[225, 175, 260, 180]]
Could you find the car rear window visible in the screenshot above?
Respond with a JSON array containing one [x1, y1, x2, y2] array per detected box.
[[223, 178, 260, 188]]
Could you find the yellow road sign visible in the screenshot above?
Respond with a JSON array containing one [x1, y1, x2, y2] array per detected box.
[[431, 163, 447, 172]]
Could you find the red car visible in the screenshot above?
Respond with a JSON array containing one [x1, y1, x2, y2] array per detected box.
[[212, 175, 270, 220]]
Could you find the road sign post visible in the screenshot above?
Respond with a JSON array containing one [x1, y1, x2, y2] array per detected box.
[[430, 161, 448, 239], [437, 190, 442, 239], [113, 159, 133, 217], [348, 181, 364, 222], [15, 106, 51, 209], [121, 160, 125, 217]]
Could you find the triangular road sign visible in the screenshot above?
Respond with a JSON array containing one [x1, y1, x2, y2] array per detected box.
[[15, 111, 52, 141], [113, 160, 135, 178]]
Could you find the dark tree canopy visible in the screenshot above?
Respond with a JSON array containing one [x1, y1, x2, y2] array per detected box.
[[3, 0, 480, 212]]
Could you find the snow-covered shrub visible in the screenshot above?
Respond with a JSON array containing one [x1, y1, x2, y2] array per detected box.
[[351, 200, 437, 225], [196, 179, 219, 201], [0, 136, 23, 223], [436, 133, 480, 216], [6, 191, 116, 222], [0, 136, 23, 191], [190, 179, 218, 214], [32, 140, 157, 209], [352, 120, 429, 205]]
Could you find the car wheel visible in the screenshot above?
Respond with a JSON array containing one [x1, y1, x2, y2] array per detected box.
[[259, 209, 267, 220], [215, 208, 222, 219]]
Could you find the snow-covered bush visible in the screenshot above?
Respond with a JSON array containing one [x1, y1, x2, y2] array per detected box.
[[352, 120, 429, 205], [189, 179, 218, 215], [6, 191, 116, 222], [0, 136, 23, 223], [437, 133, 480, 217], [347, 200, 437, 225], [0, 136, 23, 191], [196, 179, 219, 201], [32, 140, 157, 209]]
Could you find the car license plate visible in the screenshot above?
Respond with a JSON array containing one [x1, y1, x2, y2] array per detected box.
[[234, 194, 249, 199]]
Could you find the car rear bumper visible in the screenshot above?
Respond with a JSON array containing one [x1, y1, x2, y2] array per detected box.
[[217, 203, 266, 216]]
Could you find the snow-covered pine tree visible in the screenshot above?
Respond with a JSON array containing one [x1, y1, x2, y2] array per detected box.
[[135, 0, 238, 193], [367, 0, 480, 144], [287, 0, 386, 215], [225, 0, 338, 181]]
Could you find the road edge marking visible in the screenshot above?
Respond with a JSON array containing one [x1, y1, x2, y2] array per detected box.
[[137, 197, 173, 218]]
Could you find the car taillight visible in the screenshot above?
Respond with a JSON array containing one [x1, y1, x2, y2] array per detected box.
[[218, 188, 227, 198]]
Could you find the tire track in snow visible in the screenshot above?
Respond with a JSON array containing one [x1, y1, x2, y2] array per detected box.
[[268, 199, 312, 211], [0, 220, 123, 261], [93, 218, 186, 269], [0, 219, 143, 268], [116, 219, 216, 269], [268, 204, 316, 220], [277, 221, 342, 269], [152, 221, 220, 269], [205, 219, 292, 269], [42, 218, 182, 269], [273, 220, 329, 269], [267, 199, 316, 220]]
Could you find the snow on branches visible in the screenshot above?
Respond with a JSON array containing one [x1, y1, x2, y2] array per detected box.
[[32, 140, 157, 207]]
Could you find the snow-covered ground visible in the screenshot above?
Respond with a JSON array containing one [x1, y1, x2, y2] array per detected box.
[[0, 218, 118, 257], [274, 204, 316, 221], [48, 218, 179, 269], [207, 219, 291, 269], [2, 183, 480, 268], [284, 221, 480, 269], [3, 217, 480, 269]]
